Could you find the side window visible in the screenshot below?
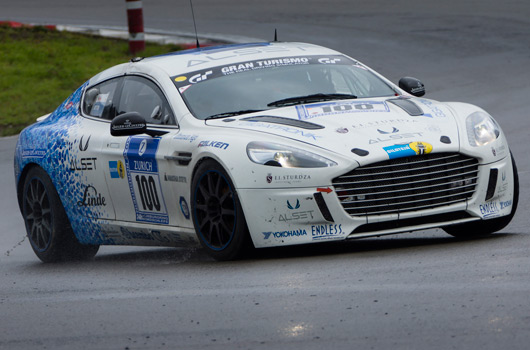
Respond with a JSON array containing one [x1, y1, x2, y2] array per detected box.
[[82, 79, 119, 119], [117, 76, 176, 125]]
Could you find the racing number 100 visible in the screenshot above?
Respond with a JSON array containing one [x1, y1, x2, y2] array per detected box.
[[134, 175, 161, 211], [321, 103, 374, 113]]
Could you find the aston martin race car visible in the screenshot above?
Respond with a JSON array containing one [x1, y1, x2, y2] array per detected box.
[[14, 41, 519, 262]]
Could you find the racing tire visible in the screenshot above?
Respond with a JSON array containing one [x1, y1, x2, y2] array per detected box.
[[191, 160, 252, 260], [22, 167, 99, 262], [443, 154, 519, 238]]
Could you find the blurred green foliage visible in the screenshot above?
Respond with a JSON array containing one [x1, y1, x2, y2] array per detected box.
[[0, 25, 181, 136]]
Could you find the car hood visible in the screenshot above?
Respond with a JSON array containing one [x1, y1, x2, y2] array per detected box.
[[205, 97, 461, 166]]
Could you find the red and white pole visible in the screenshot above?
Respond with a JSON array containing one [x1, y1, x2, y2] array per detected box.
[[126, 0, 145, 54]]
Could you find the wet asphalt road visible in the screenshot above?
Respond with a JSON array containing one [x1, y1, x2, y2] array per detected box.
[[1, 1, 530, 349]]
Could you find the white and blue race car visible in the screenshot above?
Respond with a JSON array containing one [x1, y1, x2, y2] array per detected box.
[[14, 42, 518, 261]]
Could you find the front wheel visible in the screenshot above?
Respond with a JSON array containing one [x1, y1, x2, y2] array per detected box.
[[22, 166, 99, 262], [191, 160, 252, 260], [443, 154, 519, 238]]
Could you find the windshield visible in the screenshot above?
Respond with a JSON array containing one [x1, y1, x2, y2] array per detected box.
[[172, 55, 397, 120]]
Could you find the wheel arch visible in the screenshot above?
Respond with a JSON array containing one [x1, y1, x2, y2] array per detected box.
[[16, 162, 41, 212], [189, 157, 253, 259], [190, 155, 231, 184]]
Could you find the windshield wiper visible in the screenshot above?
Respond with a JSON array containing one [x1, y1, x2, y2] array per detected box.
[[205, 109, 264, 120], [267, 93, 357, 107]]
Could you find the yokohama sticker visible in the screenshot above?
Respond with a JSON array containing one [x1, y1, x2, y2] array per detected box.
[[262, 229, 308, 240], [124, 137, 169, 224]]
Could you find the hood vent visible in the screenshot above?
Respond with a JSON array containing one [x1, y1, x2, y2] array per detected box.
[[241, 115, 324, 130], [387, 98, 424, 116]]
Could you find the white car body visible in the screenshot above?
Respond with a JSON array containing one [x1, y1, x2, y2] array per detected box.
[[15, 42, 517, 261]]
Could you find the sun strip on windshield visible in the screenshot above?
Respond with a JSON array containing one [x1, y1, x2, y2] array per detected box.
[[171, 55, 358, 93]]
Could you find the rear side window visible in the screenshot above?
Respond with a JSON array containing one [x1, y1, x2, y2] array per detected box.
[[117, 76, 175, 125], [82, 79, 120, 119]]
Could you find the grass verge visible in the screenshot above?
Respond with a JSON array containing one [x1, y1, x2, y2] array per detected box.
[[0, 25, 182, 136]]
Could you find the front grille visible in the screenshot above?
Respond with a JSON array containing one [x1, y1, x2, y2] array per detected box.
[[332, 153, 479, 217]]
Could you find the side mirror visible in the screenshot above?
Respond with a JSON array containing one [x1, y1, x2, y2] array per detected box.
[[110, 112, 147, 136], [398, 77, 425, 97]]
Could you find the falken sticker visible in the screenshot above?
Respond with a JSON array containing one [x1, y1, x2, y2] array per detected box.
[[296, 101, 390, 120], [383, 141, 433, 159], [124, 137, 169, 224]]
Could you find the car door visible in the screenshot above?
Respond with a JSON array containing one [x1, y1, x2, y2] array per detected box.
[[73, 77, 124, 221], [100, 75, 185, 227]]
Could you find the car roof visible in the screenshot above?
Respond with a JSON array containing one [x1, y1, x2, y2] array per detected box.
[[141, 41, 344, 76]]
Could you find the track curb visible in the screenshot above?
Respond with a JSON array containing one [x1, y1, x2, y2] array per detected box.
[[0, 21, 263, 48]]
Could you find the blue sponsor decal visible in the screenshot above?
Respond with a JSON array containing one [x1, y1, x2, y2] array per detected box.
[[198, 140, 229, 149], [180, 196, 190, 219], [479, 202, 500, 218], [109, 160, 125, 179], [124, 137, 169, 224], [109, 161, 119, 178], [296, 101, 389, 120], [21, 149, 46, 158], [418, 99, 446, 118], [311, 224, 343, 241], [500, 200, 512, 210], [262, 229, 308, 240], [383, 144, 417, 159], [174, 134, 198, 143], [287, 199, 300, 210]]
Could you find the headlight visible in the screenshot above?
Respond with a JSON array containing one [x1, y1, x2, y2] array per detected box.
[[247, 141, 337, 168], [466, 111, 500, 147]]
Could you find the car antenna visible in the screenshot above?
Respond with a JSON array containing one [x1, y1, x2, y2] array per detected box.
[[189, 0, 200, 48], [274, 28, 278, 42]]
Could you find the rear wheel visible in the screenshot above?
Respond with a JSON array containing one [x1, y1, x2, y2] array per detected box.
[[191, 160, 252, 260], [443, 154, 519, 238], [22, 167, 99, 262]]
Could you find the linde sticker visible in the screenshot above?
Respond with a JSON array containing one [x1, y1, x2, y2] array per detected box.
[[296, 101, 389, 120], [124, 137, 169, 224]]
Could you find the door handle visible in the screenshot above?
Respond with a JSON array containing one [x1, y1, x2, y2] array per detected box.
[[165, 152, 192, 165]]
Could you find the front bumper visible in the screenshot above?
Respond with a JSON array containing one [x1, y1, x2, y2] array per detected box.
[[239, 154, 515, 248]]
